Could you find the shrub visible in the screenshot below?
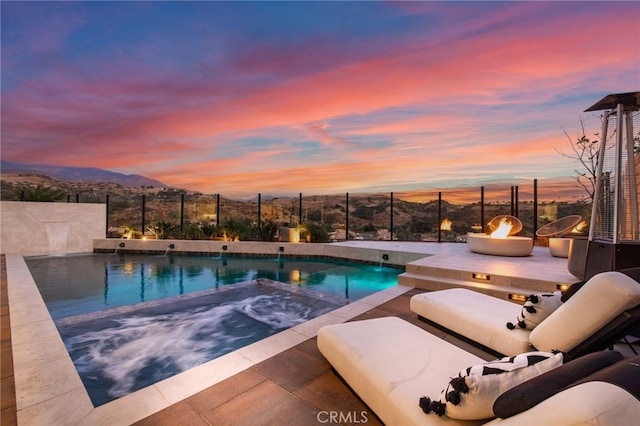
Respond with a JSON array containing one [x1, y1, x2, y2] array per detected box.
[[254, 219, 279, 242], [15, 184, 65, 202], [222, 218, 252, 241], [181, 223, 205, 240], [147, 221, 177, 239], [301, 222, 329, 243], [121, 225, 143, 239]]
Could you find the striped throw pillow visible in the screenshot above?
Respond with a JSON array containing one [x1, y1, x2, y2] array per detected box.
[[420, 351, 564, 420]]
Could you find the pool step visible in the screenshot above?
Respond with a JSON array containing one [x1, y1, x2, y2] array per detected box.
[[398, 267, 567, 302]]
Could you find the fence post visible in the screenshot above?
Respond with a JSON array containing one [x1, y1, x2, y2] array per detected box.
[[180, 193, 185, 232], [510, 186, 515, 216], [345, 192, 349, 240], [438, 192, 442, 243], [390, 192, 394, 241], [105, 194, 109, 238], [258, 193, 261, 227], [299, 192, 303, 224], [141, 194, 146, 235], [481, 186, 485, 232], [533, 179, 538, 240], [216, 194, 220, 226]]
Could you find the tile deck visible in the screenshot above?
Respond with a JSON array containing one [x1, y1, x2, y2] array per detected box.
[[1, 255, 17, 426], [2, 242, 637, 425]]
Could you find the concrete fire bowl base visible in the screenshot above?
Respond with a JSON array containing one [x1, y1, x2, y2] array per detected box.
[[466, 233, 534, 257], [549, 237, 572, 257]]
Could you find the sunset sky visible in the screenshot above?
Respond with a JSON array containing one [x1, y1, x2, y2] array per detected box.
[[1, 1, 638, 201]]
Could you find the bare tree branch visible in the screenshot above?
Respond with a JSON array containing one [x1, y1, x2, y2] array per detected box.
[[555, 116, 600, 200]]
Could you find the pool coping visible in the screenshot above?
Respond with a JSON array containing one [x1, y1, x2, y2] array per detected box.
[[6, 253, 413, 425]]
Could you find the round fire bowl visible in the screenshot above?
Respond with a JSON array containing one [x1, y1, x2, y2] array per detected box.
[[467, 233, 534, 257]]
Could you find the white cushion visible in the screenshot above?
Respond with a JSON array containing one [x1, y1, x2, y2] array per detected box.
[[317, 317, 485, 425], [424, 352, 564, 420], [529, 271, 640, 352], [410, 289, 532, 356], [507, 291, 563, 330], [485, 381, 640, 425]]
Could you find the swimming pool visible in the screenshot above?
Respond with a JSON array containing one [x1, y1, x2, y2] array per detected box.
[[27, 253, 401, 319], [26, 253, 401, 405]]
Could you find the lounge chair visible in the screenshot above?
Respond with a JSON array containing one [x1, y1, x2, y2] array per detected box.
[[317, 316, 640, 425], [409, 269, 640, 358], [535, 215, 583, 257], [318, 317, 488, 425], [535, 215, 582, 238]]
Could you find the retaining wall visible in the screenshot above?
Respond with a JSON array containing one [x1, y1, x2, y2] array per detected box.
[[0, 201, 106, 256]]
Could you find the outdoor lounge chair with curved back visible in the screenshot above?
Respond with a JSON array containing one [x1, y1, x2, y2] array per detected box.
[[409, 268, 640, 359], [535, 215, 582, 239], [318, 299, 640, 425], [536, 215, 583, 257], [317, 269, 640, 425]]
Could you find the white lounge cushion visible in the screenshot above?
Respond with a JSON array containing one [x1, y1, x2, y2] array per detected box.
[[492, 350, 624, 418], [485, 381, 640, 425], [529, 271, 640, 352], [423, 351, 564, 421], [317, 317, 485, 425], [506, 291, 563, 330], [410, 289, 532, 356]]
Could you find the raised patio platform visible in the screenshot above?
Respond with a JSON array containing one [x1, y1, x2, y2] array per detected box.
[[389, 242, 577, 300]]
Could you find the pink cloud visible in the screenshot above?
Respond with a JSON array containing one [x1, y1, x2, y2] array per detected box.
[[2, 2, 637, 199]]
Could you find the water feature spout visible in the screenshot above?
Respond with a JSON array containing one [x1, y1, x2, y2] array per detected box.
[[214, 245, 228, 259], [164, 243, 175, 256], [114, 242, 125, 254], [379, 253, 389, 268], [277, 246, 284, 261]]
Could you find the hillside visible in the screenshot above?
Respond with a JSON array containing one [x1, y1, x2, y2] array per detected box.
[[0, 171, 500, 239]]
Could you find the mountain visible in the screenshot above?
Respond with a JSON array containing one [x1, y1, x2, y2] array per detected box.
[[0, 160, 168, 188], [248, 194, 280, 202]]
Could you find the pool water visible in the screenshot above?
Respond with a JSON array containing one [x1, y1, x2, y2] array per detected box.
[[25, 253, 401, 406], [56, 280, 340, 406], [27, 253, 401, 320]]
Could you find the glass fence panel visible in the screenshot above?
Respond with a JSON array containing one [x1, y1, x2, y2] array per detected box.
[[191, 193, 219, 225], [345, 192, 391, 241], [143, 190, 182, 239], [3, 182, 595, 242], [261, 197, 299, 226], [215, 196, 256, 241], [306, 194, 347, 241], [106, 193, 140, 235]]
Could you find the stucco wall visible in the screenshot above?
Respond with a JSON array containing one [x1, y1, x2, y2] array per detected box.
[[0, 201, 106, 256]]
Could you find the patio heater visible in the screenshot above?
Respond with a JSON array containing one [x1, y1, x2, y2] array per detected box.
[[581, 92, 640, 279]]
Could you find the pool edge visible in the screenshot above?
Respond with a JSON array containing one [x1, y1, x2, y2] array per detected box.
[[7, 253, 414, 425]]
